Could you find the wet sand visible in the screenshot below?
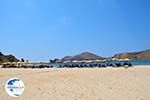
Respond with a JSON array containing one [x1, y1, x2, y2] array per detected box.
[[0, 66, 150, 100]]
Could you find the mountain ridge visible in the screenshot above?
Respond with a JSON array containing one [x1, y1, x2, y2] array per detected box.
[[62, 50, 150, 61], [0, 49, 150, 63]]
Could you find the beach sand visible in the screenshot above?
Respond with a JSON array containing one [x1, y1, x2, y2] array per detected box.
[[0, 66, 150, 100]]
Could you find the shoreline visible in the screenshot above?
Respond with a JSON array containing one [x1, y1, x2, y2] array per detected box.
[[0, 65, 150, 69]]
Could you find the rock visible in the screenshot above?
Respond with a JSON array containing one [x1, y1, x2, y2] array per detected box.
[[0, 52, 19, 63]]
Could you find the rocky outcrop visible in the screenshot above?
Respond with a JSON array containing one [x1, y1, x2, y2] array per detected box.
[[0, 52, 19, 63]]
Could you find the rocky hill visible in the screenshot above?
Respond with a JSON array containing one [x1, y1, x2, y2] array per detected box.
[[113, 50, 150, 60], [62, 52, 104, 61], [0, 52, 19, 63]]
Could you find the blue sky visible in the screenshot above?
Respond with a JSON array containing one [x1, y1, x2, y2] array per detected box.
[[0, 0, 149, 61]]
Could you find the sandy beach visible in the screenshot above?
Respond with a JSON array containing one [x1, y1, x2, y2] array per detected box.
[[0, 66, 150, 100]]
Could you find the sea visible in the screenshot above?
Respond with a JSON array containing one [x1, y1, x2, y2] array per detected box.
[[129, 60, 150, 65], [104, 60, 150, 66]]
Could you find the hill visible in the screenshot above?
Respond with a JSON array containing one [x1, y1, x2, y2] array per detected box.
[[0, 52, 19, 63], [62, 52, 103, 61], [113, 50, 150, 60]]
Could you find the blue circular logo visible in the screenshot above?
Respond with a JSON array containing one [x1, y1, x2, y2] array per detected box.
[[5, 77, 25, 97]]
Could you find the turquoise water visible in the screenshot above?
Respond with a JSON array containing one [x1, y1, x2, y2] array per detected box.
[[130, 60, 150, 65], [108, 60, 150, 65]]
